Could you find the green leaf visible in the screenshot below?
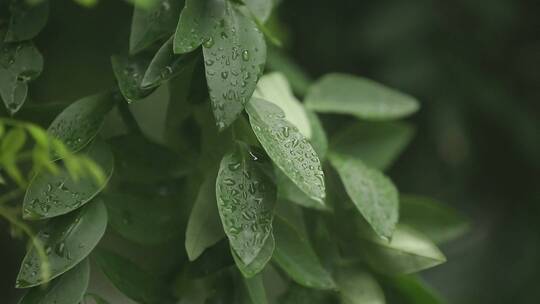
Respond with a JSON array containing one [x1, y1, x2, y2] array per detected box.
[[94, 249, 170, 304], [103, 192, 183, 245], [273, 216, 335, 290], [216, 142, 276, 265], [243, 0, 273, 22], [186, 239, 234, 279], [331, 121, 414, 170], [306, 110, 328, 159], [5, 0, 49, 42], [280, 284, 338, 304], [400, 195, 469, 244], [246, 98, 325, 204], [16, 200, 107, 288], [358, 224, 447, 275], [275, 170, 329, 211], [18, 259, 90, 304], [266, 47, 312, 96], [141, 36, 199, 89], [1, 127, 27, 156], [305, 73, 419, 120], [23, 139, 114, 220], [328, 153, 398, 240], [129, 0, 182, 54], [335, 267, 385, 304], [48, 92, 115, 155], [173, 0, 226, 54], [232, 234, 274, 278], [202, 3, 267, 130], [254, 72, 311, 138], [185, 174, 225, 261], [243, 274, 268, 304], [388, 275, 444, 304], [84, 294, 111, 304], [111, 55, 154, 103]]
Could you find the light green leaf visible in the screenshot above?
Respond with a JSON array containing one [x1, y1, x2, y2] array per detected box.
[[5, 0, 49, 42], [358, 225, 447, 275], [336, 267, 385, 304], [328, 153, 398, 239], [400, 195, 469, 244], [129, 0, 182, 54], [306, 110, 328, 159], [216, 142, 276, 265], [331, 121, 414, 170], [185, 174, 225, 261], [233, 234, 274, 278], [203, 3, 267, 130], [16, 201, 107, 288], [246, 98, 325, 204], [18, 259, 90, 304], [1, 127, 27, 156], [94, 249, 170, 304], [23, 140, 114, 220], [48, 92, 115, 155], [243, 0, 273, 22], [111, 55, 154, 103], [273, 216, 335, 290], [254, 72, 311, 138], [243, 274, 268, 304], [173, 0, 226, 54], [305, 73, 419, 120]]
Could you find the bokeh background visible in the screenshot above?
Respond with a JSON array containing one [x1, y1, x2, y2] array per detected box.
[[1, 0, 539, 303]]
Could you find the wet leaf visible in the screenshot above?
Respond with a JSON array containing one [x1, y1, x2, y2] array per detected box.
[[5, 0, 49, 42], [111, 55, 154, 103], [246, 98, 325, 204], [232, 234, 274, 278], [305, 73, 419, 120], [23, 140, 114, 220], [335, 267, 385, 304], [275, 170, 329, 211], [216, 142, 276, 265], [329, 153, 398, 240], [16, 201, 107, 288], [18, 259, 90, 304]]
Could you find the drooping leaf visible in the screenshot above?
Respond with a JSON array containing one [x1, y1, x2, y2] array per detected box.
[[272, 216, 335, 290], [16, 201, 107, 288], [400, 195, 469, 244], [216, 142, 276, 265], [185, 174, 225, 261], [243, 274, 268, 304], [331, 121, 414, 170], [387, 275, 445, 304], [111, 55, 154, 103], [243, 0, 273, 22], [129, 0, 182, 54], [202, 3, 267, 130], [232, 234, 274, 278], [254, 72, 311, 138], [335, 267, 385, 304], [328, 153, 398, 240], [246, 98, 325, 204], [305, 73, 419, 120], [23, 139, 114, 220], [18, 259, 90, 304], [5, 0, 49, 42], [47, 92, 115, 155], [93, 249, 171, 304]]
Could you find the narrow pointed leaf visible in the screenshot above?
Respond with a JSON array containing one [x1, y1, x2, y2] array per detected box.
[[246, 98, 325, 204], [243, 0, 273, 22], [23, 140, 114, 219], [18, 259, 90, 304], [5, 0, 49, 42], [233, 234, 274, 278], [273, 217, 335, 290], [305, 73, 419, 120], [216, 142, 276, 265], [336, 267, 385, 304], [243, 274, 268, 304], [329, 153, 398, 239], [111, 55, 154, 103], [16, 201, 107, 288]]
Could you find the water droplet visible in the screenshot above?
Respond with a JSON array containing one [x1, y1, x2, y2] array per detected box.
[[241, 50, 250, 61], [203, 37, 214, 48], [221, 71, 229, 79]]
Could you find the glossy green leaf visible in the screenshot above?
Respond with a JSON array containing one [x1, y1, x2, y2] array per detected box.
[[273, 216, 336, 290], [331, 121, 414, 170], [233, 234, 274, 278], [246, 98, 325, 204], [16, 201, 107, 288], [203, 3, 267, 130], [23, 140, 114, 220], [243, 0, 273, 22], [358, 225, 447, 275], [5, 0, 49, 42], [328, 153, 398, 239], [48, 92, 115, 154], [94, 249, 170, 304], [305, 73, 419, 120], [400, 195, 469, 244], [111, 55, 154, 103], [254, 72, 311, 138], [243, 274, 268, 304], [185, 175, 225, 261], [18, 259, 89, 304], [129, 0, 182, 54], [216, 142, 276, 265], [336, 267, 385, 304], [173, 0, 226, 54], [103, 192, 183, 245]]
